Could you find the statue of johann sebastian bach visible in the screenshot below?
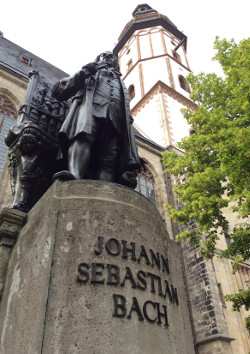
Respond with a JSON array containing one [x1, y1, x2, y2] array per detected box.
[[52, 51, 141, 188]]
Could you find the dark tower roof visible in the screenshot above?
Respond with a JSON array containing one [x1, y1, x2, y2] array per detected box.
[[132, 4, 157, 17], [113, 4, 187, 56]]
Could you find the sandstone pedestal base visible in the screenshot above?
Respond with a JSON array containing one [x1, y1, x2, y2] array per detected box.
[[0, 181, 195, 354], [0, 208, 26, 300]]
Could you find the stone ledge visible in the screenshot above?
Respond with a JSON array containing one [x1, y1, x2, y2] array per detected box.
[[195, 334, 235, 346], [0, 207, 27, 246]]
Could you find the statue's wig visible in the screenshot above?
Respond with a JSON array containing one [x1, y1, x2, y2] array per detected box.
[[95, 51, 120, 72]]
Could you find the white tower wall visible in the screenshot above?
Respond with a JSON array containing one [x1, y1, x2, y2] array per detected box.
[[118, 25, 195, 147]]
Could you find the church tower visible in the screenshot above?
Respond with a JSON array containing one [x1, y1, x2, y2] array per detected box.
[[113, 4, 197, 147]]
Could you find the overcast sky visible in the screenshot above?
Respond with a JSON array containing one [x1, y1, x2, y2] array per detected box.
[[1, 0, 249, 76]]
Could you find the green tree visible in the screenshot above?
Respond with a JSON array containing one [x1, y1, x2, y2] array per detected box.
[[162, 37, 250, 328]]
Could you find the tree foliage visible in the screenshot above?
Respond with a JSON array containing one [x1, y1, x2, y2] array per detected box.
[[224, 289, 250, 330], [162, 37, 250, 323]]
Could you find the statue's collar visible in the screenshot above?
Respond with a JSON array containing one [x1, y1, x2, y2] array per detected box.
[[105, 66, 122, 77], [99, 67, 122, 78]]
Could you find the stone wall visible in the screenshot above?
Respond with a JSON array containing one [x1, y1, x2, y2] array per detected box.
[[181, 242, 234, 353], [0, 66, 28, 111]]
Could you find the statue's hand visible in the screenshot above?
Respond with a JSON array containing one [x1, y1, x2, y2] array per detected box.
[[60, 77, 70, 87], [81, 62, 98, 77], [120, 171, 138, 189]]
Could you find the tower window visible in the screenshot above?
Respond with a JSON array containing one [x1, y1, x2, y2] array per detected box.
[[136, 168, 156, 205], [172, 50, 181, 63], [178, 75, 190, 93], [128, 85, 135, 101], [126, 59, 133, 72]]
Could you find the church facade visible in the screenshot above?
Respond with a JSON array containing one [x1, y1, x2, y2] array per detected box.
[[0, 4, 249, 354]]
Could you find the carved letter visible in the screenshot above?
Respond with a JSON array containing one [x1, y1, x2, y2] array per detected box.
[[147, 272, 163, 296], [137, 245, 150, 265], [156, 303, 168, 326], [95, 236, 104, 255], [122, 240, 136, 261], [150, 249, 161, 270], [161, 255, 170, 273], [105, 238, 121, 256], [91, 263, 105, 284], [120, 266, 137, 289], [136, 270, 147, 290], [107, 264, 120, 285], [143, 301, 157, 323], [77, 263, 90, 283], [163, 280, 173, 302], [127, 297, 144, 321], [113, 294, 127, 318], [171, 284, 179, 305]]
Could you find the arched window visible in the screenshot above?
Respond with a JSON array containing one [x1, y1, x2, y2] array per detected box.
[[0, 95, 18, 175], [128, 85, 135, 101], [178, 75, 190, 93], [189, 128, 196, 136], [136, 168, 156, 204]]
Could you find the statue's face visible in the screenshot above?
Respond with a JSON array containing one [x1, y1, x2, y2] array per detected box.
[[20, 136, 36, 155], [99, 52, 117, 68]]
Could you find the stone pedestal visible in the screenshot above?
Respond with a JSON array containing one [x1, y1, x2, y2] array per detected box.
[[0, 208, 26, 299], [0, 181, 195, 354]]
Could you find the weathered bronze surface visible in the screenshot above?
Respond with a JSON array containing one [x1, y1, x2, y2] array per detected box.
[[52, 51, 141, 187], [5, 70, 68, 212], [5, 52, 141, 212]]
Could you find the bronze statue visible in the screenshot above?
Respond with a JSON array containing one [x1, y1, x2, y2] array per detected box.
[[5, 70, 68, 212], [52, 51, 141, 188], [5, 52, 142, 213]]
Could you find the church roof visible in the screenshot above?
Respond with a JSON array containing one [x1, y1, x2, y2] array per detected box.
[[0, 33, 67, 83], [113, 4, 187, 56]]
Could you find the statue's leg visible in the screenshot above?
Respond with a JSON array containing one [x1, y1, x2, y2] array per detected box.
[[67, 135, 94, 180], [94, 123, 121, 182]]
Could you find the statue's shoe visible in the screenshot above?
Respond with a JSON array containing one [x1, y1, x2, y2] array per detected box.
[[11, 202, 28, 213], [52, 170, 76, 182]]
